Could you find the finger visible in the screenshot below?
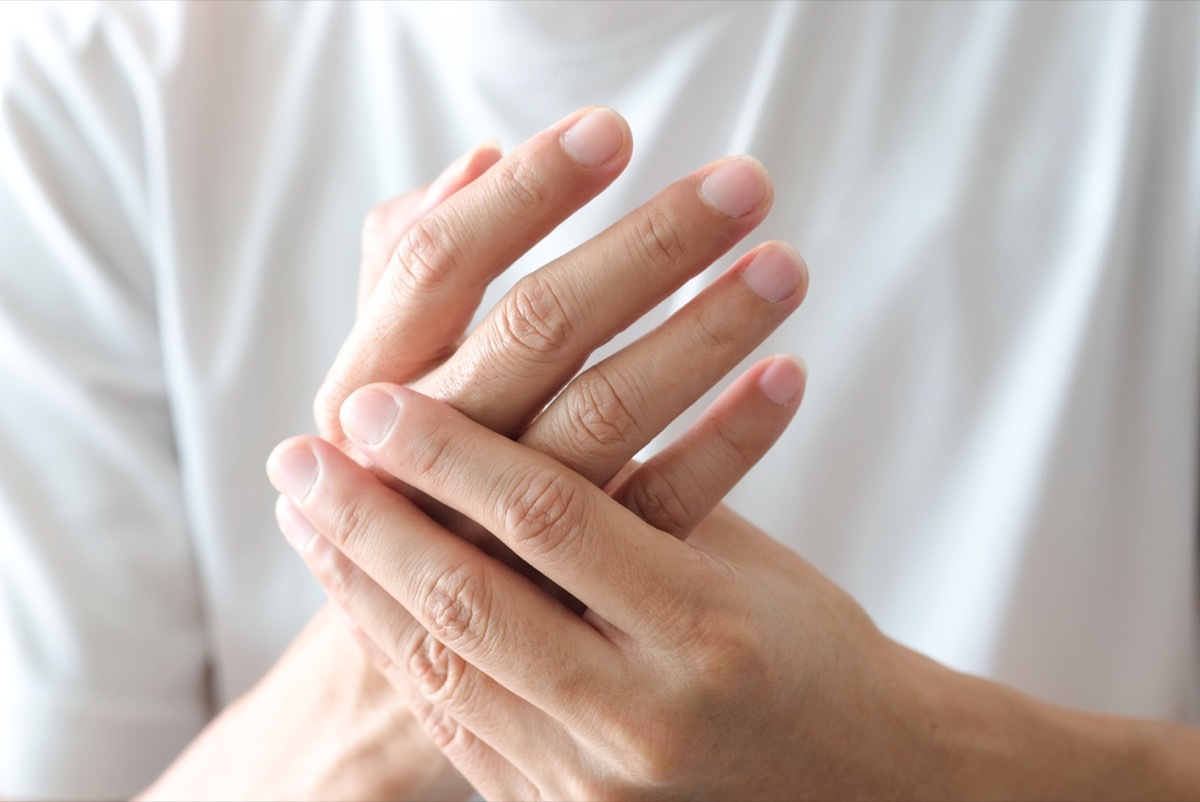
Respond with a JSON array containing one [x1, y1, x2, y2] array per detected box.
[[414, 155, 774, 437], [615, 355, 806, 539], [357, 141, 503, 315], [267, 437, 621, 720], [275, 496, 569, 797], [316, 106, 632, 443], [519, 241, 806, 487], [338, 386, 703, 637], [407, 696, 541, 802]]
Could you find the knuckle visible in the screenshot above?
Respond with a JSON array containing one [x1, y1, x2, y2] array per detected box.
[[690, 304, 737, 353], [411, 695, 470, 753], [562, 369, 641, 451], [404, 425, 457, 486], [389, 215, 463, 297], [325, 493, 371, 554], [492, 155, 552, 212], [623, 464, 695, 536], [629, 203, 688, 270], [417, 562, 492, 652], [501, 467, 585, 563], [710, 412, 759, 471], [605, 716, 693, 791], [494, 274, 573, 357], [406, 628, 471, 703], [680, 598, 767, 696]]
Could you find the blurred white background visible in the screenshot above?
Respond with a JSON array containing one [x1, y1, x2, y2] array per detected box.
[[0, 1, 44, 86]]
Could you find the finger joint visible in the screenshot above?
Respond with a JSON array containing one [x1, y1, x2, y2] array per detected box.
[[501, 467, 586, 564], [494, 274, 573, 357]]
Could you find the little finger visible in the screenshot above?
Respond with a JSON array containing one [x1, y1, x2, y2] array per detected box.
[[614, 355, 806, 539]]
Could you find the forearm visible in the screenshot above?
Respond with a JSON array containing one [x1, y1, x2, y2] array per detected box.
[[894, 643, 1200, 800]]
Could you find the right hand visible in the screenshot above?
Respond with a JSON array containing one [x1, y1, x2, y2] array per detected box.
[[151, 106, 809, 800]]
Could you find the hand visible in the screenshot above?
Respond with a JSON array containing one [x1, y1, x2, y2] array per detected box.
[[311, 106, 803, 587], [271, 386, 912, 802], [156, 104, 807, 800], [267, 108, 1200, 801], [266, 107, 816, 800]]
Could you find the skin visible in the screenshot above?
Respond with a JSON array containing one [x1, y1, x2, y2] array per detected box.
[[143, 107, 808, 800], [268, 109, 1200, 800]]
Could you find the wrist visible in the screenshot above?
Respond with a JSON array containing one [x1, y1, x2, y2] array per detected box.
[[889, 641, 1200, 800]]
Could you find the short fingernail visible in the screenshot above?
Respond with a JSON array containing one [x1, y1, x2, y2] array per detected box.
[[699, 157, 768, 218], [277, 495, 318, 550], [742, 247, 801, 302], [272, 445, 319, 501], [342, 387, 398, 446], [561, 107, 625, 167], [759, 357, 806, 405]]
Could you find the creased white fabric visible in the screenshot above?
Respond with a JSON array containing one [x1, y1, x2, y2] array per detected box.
[[1, 1, 1197, 797]]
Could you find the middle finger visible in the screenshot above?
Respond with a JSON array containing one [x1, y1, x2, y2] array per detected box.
[[413, 155, 773, 436]]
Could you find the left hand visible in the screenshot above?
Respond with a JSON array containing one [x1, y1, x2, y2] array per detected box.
[[269, 384, 938, 801]]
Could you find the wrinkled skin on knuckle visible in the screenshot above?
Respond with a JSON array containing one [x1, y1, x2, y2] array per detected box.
[[490, 154, 553, 215], [406, 627, 472, 703], [628, 203, 688, 270], [325, 491, 372, 555], [390, 214, 464, 297], [562, 370, 641, 451], [690, 303, 738, 354], [501, 467, 585, 563], [417, 562, 493, 654], [411, 693, 465, 753], [401, 422, 460, 488], [708, 412, 761, 475], [623, 463, 695, 536], [493, 274, 572, 358]]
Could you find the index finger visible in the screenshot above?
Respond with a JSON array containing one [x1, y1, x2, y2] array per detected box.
[[341, 383, 709, 637], [316, 106, 632, 442]]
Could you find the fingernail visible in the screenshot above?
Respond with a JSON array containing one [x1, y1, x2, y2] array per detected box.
[[742, 247, 801, 302], [699, 157, 768, 218], [758, 357, 806, 405], [561, 107, 625, 167], [276, 495, 318, 550], [342, 387, 398, 446], [273, 445, 319, 501]]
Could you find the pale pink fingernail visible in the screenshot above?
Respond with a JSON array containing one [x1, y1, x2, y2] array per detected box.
[[742, 247, 802, 302], [561, 107, 626, 167], [758, 357, 806, 405], [341, 387, 398, 446], [276, 495, 318, 550], [699, 157, 768, 218], [270, 445, 319, 501]]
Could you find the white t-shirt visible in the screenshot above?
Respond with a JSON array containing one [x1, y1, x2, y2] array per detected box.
[[1, 1, 1197, 797]]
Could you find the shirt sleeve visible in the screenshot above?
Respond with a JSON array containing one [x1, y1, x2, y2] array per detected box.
[[0, 6, 209, 798]]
